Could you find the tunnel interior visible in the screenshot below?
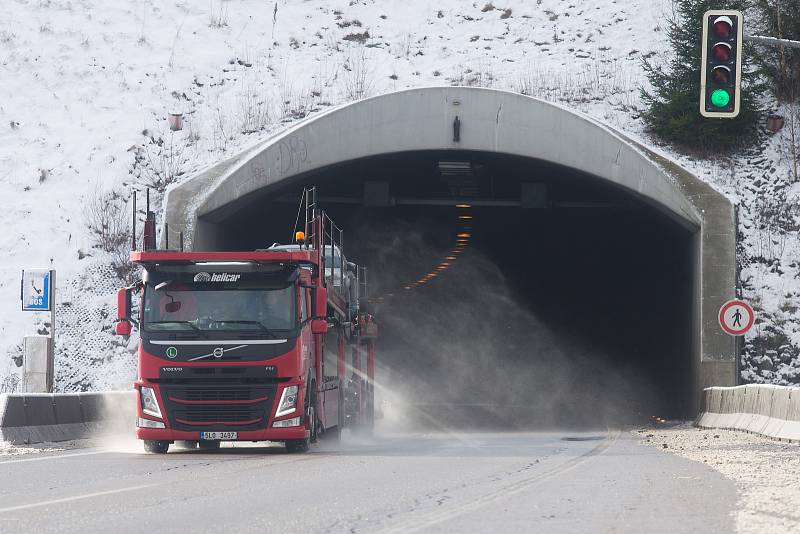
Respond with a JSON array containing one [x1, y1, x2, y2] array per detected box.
[[210, 150, 697, 427]]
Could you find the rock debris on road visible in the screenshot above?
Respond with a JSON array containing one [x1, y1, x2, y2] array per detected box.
[[639, 424, 800, 534]]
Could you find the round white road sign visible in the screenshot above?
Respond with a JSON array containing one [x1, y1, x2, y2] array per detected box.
[[718, 299, 754, 336]]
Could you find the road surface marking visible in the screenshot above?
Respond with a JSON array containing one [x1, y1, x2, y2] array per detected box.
[[376, 431, 620, 534], [0, 450, 111, 465], [0, 484, 155, 514]]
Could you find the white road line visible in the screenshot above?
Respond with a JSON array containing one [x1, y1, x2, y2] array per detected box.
[[376, 431, 620, 534], [0, 450, 110, 465], [0, 484, 155, 514]]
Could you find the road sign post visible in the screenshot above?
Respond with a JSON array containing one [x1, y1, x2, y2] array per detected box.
[[718, 299, 754, 337], [21, 268, 56, 392]]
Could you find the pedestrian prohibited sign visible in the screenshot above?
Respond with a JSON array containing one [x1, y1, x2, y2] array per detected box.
[[21, 269, 53, 311], [718, 299, 754, 336]]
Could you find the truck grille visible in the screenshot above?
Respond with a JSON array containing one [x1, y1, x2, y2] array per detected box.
[[174, 406, 264, 425], [170, 388, 254, 402], [161, 384, 275, 431]]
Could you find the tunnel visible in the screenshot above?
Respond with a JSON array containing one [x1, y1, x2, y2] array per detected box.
[[163, 87, 738, 424]]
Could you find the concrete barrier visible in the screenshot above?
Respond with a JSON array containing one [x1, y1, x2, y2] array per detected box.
[[0, 391, 136, 445], [776, 388, 800, 441], [696, 384, 800, 442]]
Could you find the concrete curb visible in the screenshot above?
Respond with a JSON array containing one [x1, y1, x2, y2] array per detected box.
[[696, 384, 800, 442], [0, 391, 135, 445]]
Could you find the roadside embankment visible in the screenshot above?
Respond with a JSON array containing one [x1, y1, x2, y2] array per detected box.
[[639, 424, 800, 534]]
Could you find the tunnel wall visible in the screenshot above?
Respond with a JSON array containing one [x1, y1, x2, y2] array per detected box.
[[162, 87, 738, 402]]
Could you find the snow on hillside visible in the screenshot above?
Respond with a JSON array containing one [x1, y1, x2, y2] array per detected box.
[[0, 0, 796, 390]]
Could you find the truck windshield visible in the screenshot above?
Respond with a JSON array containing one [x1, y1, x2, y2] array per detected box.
[[143, 284, 296, 332]]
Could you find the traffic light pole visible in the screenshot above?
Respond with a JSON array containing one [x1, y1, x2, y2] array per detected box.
[[744, 34, 800, 50]]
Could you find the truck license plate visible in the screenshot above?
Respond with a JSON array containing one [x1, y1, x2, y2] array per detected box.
[[200, 431, 237, 440]]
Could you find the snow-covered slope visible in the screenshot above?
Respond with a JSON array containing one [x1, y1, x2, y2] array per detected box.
[[0, 0, 796, 389]]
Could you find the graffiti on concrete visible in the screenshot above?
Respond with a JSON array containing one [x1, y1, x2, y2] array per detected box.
[[276, 136, 308, 174]]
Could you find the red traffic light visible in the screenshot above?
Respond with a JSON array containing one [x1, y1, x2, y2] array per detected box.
[[712, 42, 732, 61], [713, 16, 733, 38]]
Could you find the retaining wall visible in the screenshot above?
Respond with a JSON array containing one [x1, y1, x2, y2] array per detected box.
[[696, 384, 800, 441], [0, 391, 135, 445]]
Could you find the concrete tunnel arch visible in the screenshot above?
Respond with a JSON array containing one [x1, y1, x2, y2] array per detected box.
[[163, 86, 738, 409]]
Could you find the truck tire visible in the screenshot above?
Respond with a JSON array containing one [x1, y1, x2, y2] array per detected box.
[[143, 440, 169, 454], [198, 441, 220, 451], [309, 382, 319, 444], [285, 404, 314, 453], [285, 437, 309, 453]]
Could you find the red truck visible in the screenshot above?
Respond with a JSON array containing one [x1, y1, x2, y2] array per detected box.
[[115, 190, 377, 453]]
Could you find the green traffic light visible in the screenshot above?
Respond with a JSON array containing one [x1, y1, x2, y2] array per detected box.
[[710, 89, 731, 108]]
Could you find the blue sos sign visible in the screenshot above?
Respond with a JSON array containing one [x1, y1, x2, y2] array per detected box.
[[21, 269, 52, 311]]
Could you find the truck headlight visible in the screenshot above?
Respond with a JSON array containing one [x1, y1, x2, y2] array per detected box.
[[272, 417, 301, 428], [140, 386, 163, 419], [275, 385, 298, 417], [137, 417, 166, 429]]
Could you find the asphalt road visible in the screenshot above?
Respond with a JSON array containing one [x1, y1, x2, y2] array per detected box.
[[0, 430, 736, 533]]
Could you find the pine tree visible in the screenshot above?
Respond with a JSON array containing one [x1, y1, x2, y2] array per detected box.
[[754, 0, 800, 102], [640, 0, 761, 152]]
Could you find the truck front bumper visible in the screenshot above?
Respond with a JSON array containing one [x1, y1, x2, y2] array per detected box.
[[136, 426, 309, 442]]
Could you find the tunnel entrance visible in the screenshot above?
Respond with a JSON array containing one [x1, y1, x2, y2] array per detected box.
[[213, 150, 696, 425], [165, 88, 738, 423]]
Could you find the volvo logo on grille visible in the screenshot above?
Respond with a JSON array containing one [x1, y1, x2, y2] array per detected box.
[[213, 347, 225, 358]]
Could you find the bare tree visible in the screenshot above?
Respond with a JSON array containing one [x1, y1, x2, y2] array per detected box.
[[136, 132, 186, 191], [341, 45, 375, 101], [85, 186, 131, 253]]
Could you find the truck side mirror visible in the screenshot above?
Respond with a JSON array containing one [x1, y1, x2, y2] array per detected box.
[[115, 320, 132, 336], [311, 319, 328, 335], [115, 287, 132, 336]]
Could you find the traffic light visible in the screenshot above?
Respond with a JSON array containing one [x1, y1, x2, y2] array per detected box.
[[700, 10, 743, 118]]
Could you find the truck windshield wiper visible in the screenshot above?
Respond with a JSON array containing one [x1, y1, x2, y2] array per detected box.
[[147, 320, 202, 332], [208, 320, 280, 338]]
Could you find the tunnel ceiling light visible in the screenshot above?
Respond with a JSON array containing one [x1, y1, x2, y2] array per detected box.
[[437, 161, 474, 176], [456, 204, 472, 208], [458, 215, 473, 220], [446, 256, 457, 260], [457, 233, 471, 238]]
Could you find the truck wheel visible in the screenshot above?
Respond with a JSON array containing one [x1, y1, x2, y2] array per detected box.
[[143, 440, 169, 454], [285, 438, 309, 453], [286, 404, 315, 453], [309, 383, 319, 444], [198, 441, 221, 451]]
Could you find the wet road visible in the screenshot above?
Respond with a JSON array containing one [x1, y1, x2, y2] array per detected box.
[[0, 430, 736, 533]]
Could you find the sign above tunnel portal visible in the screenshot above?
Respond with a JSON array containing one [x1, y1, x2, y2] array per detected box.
[[718, 299, 754, 336]]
